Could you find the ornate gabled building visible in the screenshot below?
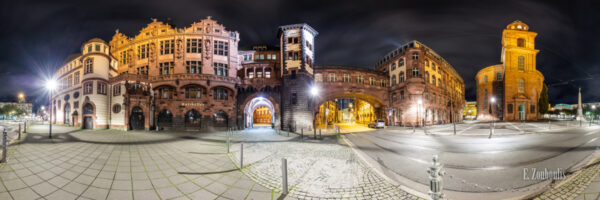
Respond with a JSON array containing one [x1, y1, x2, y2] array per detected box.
[[476, 20, 544, 121], [50, 17, 465, 131]]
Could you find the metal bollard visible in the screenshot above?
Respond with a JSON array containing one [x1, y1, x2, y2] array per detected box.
[[227, 131, 230, 153], [427, 155, 445, 200], [282, 158, 288, 195], [319, 129, 322, 139], [548, 120, 551, 129], [489, 123, 494, 139], [240, 143, 244, 169], [1, 129, 6, 163], [18, 124, 21, 140]]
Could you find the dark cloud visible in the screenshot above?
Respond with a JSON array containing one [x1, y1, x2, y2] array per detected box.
[[1, 0, 599, 109]]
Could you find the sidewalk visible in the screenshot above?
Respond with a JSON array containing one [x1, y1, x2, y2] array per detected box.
[[0, 124, 277, 200], [535, 155, 600, 200]]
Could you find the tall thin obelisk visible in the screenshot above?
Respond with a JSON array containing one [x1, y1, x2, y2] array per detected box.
[[576, 88, 585, 121]]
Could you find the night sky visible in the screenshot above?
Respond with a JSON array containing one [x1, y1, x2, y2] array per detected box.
[[1, 0, 599, 110]]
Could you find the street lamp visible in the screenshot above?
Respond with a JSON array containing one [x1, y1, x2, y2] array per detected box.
[[310, 85, 319, 138], [46, 79, 57, 138]]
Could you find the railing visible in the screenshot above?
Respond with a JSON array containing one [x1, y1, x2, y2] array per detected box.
[[150, 74, 240, 83], [110, 73, 149, 82]]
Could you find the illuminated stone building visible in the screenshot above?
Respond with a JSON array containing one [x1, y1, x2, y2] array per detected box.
[[475, 20, 544, 121], [375, 41, 465, 126], [50, 17, 465, 131]]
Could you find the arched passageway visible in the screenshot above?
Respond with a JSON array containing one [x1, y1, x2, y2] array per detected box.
[[314, 93, 385, 130], [243, 97, 275, 128], [129, 106, 145, 130]]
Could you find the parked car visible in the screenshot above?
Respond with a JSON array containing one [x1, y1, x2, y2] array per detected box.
[[368, 119, 385, 129]]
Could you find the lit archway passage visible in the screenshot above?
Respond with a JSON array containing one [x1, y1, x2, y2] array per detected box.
[[244, 97, 275, 128], [253, 106, 272, 126], [315, 98, 376, 129]]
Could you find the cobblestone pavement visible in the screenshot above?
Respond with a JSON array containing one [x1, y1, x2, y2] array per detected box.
[[226, 128, 422, 200], [0, 125, 278, 200], [535, 157, 600, 200]]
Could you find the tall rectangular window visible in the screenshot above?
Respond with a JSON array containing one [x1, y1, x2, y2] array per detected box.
[[507, 104, 514, 114], [186, 39, 202, 53], [159, 62, 174, 75], [213, 62, 228, 76], [113, 84, 121, 96], [496, 73, 502, 81], [343, 74, 351, 82], [74, 72, 80, 84], [328, 73, 336, 82], [518, 56, 525, 71], [160, 40, 174, 55], [357, 75, 364, 84], [213, 41, 229, 56], [186, 61, 200, 74], [95, 44, 100, 52], [83, 82, 93, 94], [530, 105, 535, 113], [137, 44, 149, 59], [97, 83, 107, 95], [369, 77, 376, 85]]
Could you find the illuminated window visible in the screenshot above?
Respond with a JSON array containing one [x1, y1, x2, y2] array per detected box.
[[137, 66, 148, 75], [265, 69, 271, 78], [74, 72, 80, 84], [496, 73, 502, 81], [184, 86, 203, 99], [412, 66, 419, 78], [257, 71, 263, 78], [160, 40, 174, 55], [248, 72, 254, 79], [315, 73, 323, 82], [369, 77, 376, 85], [327, 73, 336, 82], [357, 75, 364, 84], [391, 63, 396, 71], [399, 58, 405, 67], [391, 75, 396, 86], [343, 74, 351, 82], [159, 87, 175, 99], [412, 53, 419, 60]]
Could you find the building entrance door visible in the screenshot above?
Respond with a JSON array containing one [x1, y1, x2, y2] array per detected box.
[[518, 104, 525, 120], [83, 117, 93, 129], [129, 107, 145, 130]]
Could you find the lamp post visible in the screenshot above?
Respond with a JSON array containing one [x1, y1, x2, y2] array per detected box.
[[489, 97, 496, 139], [310, 85, 319, 139], [46, 79, 57, 138]]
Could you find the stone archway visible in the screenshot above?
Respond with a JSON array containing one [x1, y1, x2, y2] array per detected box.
[[243, 97, 276, 128], [314, 93, 386, 129]]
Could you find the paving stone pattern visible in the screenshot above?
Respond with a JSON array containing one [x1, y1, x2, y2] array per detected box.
[[228, 129, 422, 200], [535, 158, 600, 200], [0, 125, 276, 200]]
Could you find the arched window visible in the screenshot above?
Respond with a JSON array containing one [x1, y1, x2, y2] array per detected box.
[[517, 38, 525, 47], [158, 110, 173, 123], [185, 109, 202, 127], [399, 72, 405, 82], [391, 63, 396, 71], [518, 78, 525, 93], [213, 110, 228, 127], [484, 75, 488, 83], [412, 66, 419, 78], [391, 75, 396, 86], [84, 59, 93, 74], [83, 103, 94, 114], [399, 58, 405, 67], [183, 85, 204, 99], [518, 56, 525, 71]]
